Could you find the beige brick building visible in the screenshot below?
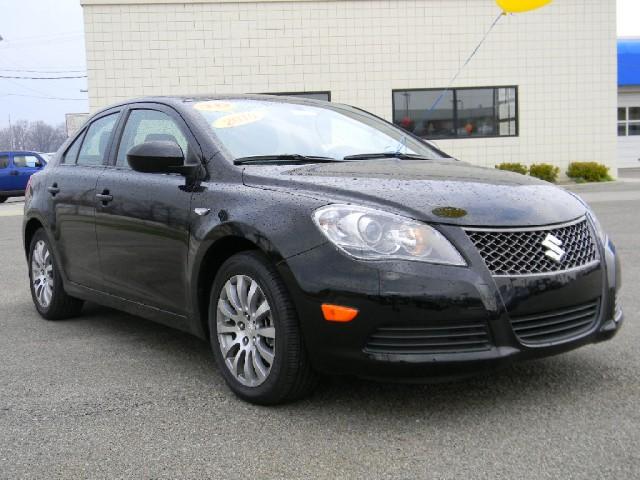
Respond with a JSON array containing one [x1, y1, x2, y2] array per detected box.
[[80, 0, 618, 173]]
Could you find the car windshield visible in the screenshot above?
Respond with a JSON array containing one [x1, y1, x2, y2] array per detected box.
[[190, 99, 445, 161]]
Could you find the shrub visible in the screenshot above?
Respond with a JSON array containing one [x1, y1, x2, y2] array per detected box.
[[529, 163, 560, 183], [495, 162, 528, 175], [566, 162, 612, 183]]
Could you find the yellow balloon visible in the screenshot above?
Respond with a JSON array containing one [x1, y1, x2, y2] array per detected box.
[[496, 0, 552, 13]]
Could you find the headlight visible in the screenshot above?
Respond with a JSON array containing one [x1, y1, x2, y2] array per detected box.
[[312, 204, 466, 265]]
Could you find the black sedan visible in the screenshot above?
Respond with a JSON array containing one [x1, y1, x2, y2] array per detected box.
[[23, 95, 623, 404]]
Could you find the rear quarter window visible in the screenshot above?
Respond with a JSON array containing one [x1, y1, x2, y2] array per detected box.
[[62, 132, 84, 165]]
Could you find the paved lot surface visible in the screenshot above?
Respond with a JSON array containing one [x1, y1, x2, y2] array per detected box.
[[0, 183, 638, 479]]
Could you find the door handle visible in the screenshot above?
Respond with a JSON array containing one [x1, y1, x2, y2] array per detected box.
[[47, 184, 60, 196], [96, 190, 113, 205], [9, 170, 19, 176]]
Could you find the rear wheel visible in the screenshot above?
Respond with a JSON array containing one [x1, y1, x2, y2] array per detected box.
[[28, 229, 84, 320], [0, 196, 7, 204], [208, 251, 318, 405]]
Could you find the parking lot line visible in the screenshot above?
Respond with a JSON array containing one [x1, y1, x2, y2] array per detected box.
[[0, 202, 24, 217]]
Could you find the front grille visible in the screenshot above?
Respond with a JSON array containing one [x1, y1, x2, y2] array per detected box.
[[466, 218, 598, 276], [364, 322, 491, 355], [510, 300, 600, 345]]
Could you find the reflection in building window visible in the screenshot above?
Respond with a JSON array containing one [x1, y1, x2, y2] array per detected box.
[[393, 87, 518, 139]]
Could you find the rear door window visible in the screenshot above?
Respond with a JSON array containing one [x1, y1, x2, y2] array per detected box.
[[77, 113, 119, 166], [0, 155, 8, 169]]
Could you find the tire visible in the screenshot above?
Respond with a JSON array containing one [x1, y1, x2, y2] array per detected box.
[[28, 228, 84, 320], [0, 196, 7, 204], [208, 251, 318, 405]]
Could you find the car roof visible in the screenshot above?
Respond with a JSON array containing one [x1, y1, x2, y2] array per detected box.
[[0, 151, 42, 156], [90, 94, 337, 117]]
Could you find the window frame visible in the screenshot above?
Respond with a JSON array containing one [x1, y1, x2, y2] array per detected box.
[[59, 109, 121, 168], [76, 111, 121, 168], [391, 85, 519, 140], [618, 106, 640, 137]]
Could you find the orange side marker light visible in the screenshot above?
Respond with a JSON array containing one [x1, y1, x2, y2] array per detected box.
[[321, 304, 359, 323]]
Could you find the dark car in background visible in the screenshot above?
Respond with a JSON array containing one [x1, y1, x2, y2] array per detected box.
[[0, 151, 47, 203], [22, 95, 623, 404]]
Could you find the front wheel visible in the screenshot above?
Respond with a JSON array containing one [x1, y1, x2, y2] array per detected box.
[[0, 196, 7, 204], [208, 251, 318, 405], [28, 229, 84, 320]]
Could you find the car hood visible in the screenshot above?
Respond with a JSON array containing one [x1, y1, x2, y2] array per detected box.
[[241, 159, 587, 227]]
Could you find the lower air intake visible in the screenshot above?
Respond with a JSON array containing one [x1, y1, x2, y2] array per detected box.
[[510, 300, 600, 345], [364, 322, 491, 355]]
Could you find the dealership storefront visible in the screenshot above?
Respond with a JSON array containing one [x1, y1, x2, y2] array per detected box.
[[80, 0, 617, 173], [618, 38, 640, 169]]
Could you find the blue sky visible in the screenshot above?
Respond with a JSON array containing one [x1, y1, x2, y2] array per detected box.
[[0, 0, 639, 128], [0, 0, 88, 128]]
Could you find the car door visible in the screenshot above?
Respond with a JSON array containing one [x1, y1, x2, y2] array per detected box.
[[48, 111, 121, 288], [95, 105, 198, 315], [0, 154, 11, 192], [12, 153, 45, 191], [5, 154, 25, 192]]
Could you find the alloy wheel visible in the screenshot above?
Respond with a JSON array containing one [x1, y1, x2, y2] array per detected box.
[[216, 275, 276, 387], [31, 240, 54, 308]]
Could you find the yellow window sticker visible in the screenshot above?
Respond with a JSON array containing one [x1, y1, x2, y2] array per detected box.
[[213, 110, 265, 129], [193, 101, 235, 113]]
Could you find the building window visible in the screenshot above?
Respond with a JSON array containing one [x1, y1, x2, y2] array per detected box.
[[618, 107, 640, 136], [392, 86, 518, 139], [266, 91, 331, 102]]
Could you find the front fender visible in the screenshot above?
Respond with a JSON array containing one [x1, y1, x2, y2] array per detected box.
[[186, 181, 328, 337]]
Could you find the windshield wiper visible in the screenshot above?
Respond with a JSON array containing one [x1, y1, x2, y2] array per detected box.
[[342, 152, 434, 161], [234, 154, 341, 165]]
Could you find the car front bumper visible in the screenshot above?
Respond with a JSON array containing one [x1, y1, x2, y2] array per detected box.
[[277, 225, 623, 380]]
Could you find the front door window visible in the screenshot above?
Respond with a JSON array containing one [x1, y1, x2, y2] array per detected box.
[[116, 109, 188, 168]]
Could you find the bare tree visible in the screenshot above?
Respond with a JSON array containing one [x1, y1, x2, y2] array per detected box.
[[9, 120, 29, 150], [0, 120, 68, 152], [0, 127, 12, 150], [53, 124, 68, 151], [26, 121, 67, 152]]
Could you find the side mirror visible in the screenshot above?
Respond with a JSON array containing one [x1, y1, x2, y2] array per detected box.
[[127, 140, 192, 175]]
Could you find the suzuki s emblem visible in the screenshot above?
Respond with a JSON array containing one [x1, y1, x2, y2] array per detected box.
[[542, 234, 565, 262]]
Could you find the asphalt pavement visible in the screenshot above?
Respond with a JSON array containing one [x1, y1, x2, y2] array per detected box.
[[0, 180, 638, 479]]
